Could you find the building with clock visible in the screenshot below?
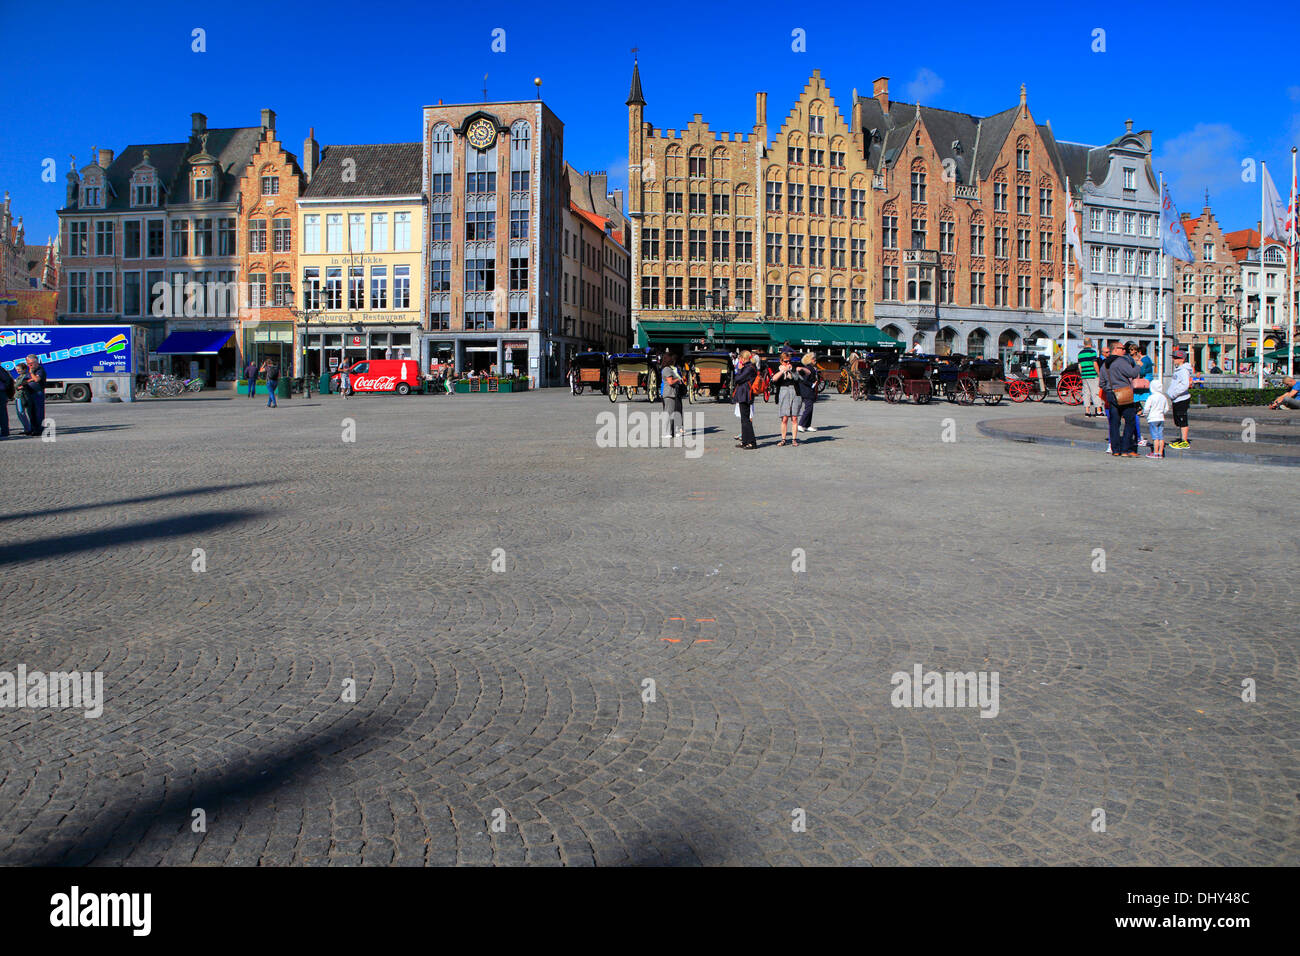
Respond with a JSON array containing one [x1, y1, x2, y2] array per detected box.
[[420, 99, 566, 383]]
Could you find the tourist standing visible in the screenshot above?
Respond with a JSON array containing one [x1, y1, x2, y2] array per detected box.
[[1101, 340, 1142, 457], [261, 358, 279, 408], [661, 353, 685, 438], [772, 351, 801, 446], [1167, 349, 1192, 448], [797, 352, 819, 432], [1077, 338, 1102, 417], [733, 350, 757, 449], [244, 358, 259, 398], [1143, 380, 1171, 459], [22, 355, 45, 437], [0, 363, 13, 439], [1128, 343, 1150, 447]]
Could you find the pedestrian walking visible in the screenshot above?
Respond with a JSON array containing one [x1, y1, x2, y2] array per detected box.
[[1166, 349, 1192, 448], [260, 359, 279, 408], [244, 358, 259, 398], [1101, 340, 1146, 457], [22, 355, 46, 437], [733, 349, 758, 449], [772, 351, 802, 446], [339, 365, 351, 399], [661, 353, 685, 438], [1077, 338, 1103, 417], [1143, 380, 1171, 459]]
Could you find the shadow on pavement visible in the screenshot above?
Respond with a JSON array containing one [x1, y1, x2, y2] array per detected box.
[[0, 508, 266, 567], [0, 480, 279, 524], [7, 714, 391, 866]]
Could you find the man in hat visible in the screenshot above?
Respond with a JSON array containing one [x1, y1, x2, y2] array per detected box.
[[1166, 349, 1192, 448]]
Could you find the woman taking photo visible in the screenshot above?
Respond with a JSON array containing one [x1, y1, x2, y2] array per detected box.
[[733, 350, 758, 450], [772, 351, 801, 446]]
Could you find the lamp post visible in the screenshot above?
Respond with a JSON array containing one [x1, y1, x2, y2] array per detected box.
[[1213, 295, 1225, 372], [705, 292, 731, 350], [1225, 298, 1251, 377], [289, 290, 321, 392]]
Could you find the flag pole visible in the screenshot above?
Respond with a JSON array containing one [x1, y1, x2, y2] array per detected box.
[[1063, 176, 1071, 368], [1289, 147, 1296, 378], [1159, 172, 1167, 378], [1259, 162, 1267, 389]]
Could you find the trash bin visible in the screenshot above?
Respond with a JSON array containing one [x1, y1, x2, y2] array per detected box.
[[277, 377, 291, 399], [319, 372, 332, 394]]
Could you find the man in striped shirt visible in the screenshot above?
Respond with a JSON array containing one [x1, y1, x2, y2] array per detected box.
[[1077, 338, 1103, 418]]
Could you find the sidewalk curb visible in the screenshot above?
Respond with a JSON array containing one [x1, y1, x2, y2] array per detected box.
[[976, 419, 1300, 467]]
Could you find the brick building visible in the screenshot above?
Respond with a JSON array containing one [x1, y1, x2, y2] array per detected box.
[[629, 65, 883, 353], [1227, 226, 1293, 368], [859, 79, 1067, 360], [236, 111, 306, 375], [1, 191, 59, 324], [420, 99, 566, 383], [1172, 202, 1239, 371], [57, 112, 264, 381], [563, 199, 630, 354]]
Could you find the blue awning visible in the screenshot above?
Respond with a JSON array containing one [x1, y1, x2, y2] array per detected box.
[[155, 330, 235, 354]]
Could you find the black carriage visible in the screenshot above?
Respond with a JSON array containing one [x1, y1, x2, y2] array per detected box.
[[883, 355, 934, 404], [683, 350, 733, 403], [607, 352, 660, 402], [965, 359, 1009, 405], [569, 351, 608, 396], [849, 349, 900, 401]]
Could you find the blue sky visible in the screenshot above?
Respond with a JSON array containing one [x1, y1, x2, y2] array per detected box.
[[2, 0, 1296, 247]]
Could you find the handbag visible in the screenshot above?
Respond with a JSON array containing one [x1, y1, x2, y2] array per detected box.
[[1113, 386, 1134, 406]]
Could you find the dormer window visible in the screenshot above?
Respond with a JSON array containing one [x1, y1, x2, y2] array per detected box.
[[133, 182, 155, 207], [1123, 167, 1136, 190], [83, 186, 102, 207], [194, 175, 213, 200]]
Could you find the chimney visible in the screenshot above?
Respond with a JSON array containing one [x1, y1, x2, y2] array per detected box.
[[1019, 83, 1027, 116], [302, 127, 320, 183], [261, 108, 276, 132], [97, 147, 113, 169], [1124, 118, 1133, 133], [192, 112, 207, 137], [1137, 128, 1152, 150], [873, 77, 890, 112]]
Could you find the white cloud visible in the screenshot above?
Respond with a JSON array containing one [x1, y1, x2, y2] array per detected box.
[[904, 68, 944, 104], [1154, 123, 1246, 206]]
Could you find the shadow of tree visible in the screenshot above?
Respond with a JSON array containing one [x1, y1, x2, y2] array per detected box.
[[0, 481, 278, 525]]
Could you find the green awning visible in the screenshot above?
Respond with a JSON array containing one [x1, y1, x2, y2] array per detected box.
[[1262, 348, 1297, 362], [635, 320, 770, 347], [764, 322, 901, 350], [635, 320, 900, 350]]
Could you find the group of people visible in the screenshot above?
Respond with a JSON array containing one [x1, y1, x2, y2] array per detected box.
[[0, 354, 47, 439], [659, 348, 821, 449], [243, 358, 281, 407], [1075, 337, 1191, 459]]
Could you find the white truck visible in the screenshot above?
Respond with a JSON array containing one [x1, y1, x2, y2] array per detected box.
[[0, 324, 147, 402]]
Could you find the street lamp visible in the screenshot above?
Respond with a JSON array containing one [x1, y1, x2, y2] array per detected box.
[[705, 292, 731, 350], [289, 288, 321, 391], [1224, 297, 1252, 376], [1213, 295, 1225, 371]]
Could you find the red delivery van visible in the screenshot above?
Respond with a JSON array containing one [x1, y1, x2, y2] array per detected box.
[[331, 359, 421, 395]]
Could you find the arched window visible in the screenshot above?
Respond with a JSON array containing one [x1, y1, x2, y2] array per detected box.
[[1264, 246, 1283, 264], [967, 328, 988, 359], [430, 123, 453, 173], [665, 144, 683, 179], [510, 121, 531, 169], [711, 146, 729, 181]]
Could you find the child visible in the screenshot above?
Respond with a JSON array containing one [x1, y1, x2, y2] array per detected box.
[[1143, 379, 1171, 459]]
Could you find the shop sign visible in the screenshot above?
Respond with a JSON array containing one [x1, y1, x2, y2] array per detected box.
[[504, 341, 528, 349]]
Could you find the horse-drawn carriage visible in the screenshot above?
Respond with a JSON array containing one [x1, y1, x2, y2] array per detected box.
[[848, 350, 900, 401], [1003, 352, 1082, 404], [883, 355, 935, 404], [570, 351, 608, 396], [683, 351, 733, 403], [813, 355, 841, 394], [607, 352, 660, 402]]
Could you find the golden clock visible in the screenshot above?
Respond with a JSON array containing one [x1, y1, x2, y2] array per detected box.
[[466, 118, 496, 150]]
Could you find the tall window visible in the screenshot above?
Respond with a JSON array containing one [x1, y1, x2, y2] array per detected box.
[[970, 222, 985, 256], [1016, 146, 1030, 171], [939, 221, 954, 253], [304, 215, 320, 253], [993, 182, 1007, 212], [249, 219, 267, 253], [95, 221, 114, 256], [736, 231, 753, 262], [349, 266, 364, 308], [218, 218, 236, 256], [851, 188, 866, 219], [911, 168, 926, 203], [273, 218, 291, 253], [430, 123, 453, 194], [370, 266, 387, 309], [766, 180, 782, 213], [664, 229, 682, 260], [261, 176, 279, 195], [641, 275, 660, 309], [766, 284, 783, 317], [969, 271, 985, 305], [394, 211, 411, 250], [147, 220, 165, 257], [881, 266, 898, 301], [882, 215, 898, 249], [325, 267, 342, 308], [194, 219, 213, 256], [371, 212, 388, 251], [94, 271, 114, 313], [67, 271, 88, 312], [712, 230, 729, 261], [348, 214, 364, 251], [302, 267, 321, 309], [124, 222, 141, 258], [466, 139, 497, 193], [1039, 187, 1053, 217], [326, 214, 342, 252], [273, 271, 291, 307], [1016, 185, 1030, 214], [993, 273, 1008, 307]]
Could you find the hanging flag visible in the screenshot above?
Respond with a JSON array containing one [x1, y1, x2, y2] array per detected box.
[[1064, 178, 1084, 263], [1262, 164, 1288, 240], [1159, 184, 1193, 261]]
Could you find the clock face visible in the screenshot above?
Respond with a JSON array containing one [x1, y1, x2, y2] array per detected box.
[[467, 118, 496, 150]]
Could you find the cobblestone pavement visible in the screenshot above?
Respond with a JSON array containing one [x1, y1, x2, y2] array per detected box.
[[1, 389, 1296, 866]]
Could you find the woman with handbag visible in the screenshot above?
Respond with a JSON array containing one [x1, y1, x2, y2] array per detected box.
[[1102, 341, 1147, 457], [771, 351, 801, 446], [733, 350, 758, 450]]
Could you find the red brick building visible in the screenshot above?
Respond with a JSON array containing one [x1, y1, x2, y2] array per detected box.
[[1172, 203, 1239, 371]]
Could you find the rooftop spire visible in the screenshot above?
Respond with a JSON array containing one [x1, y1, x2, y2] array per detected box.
[[626, 56, 646, 108]]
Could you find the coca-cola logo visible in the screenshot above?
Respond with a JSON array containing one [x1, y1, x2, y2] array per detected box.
[[353, 375, 397, 390]]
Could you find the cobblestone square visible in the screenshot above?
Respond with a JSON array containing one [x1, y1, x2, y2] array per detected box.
[[1, 391, 1295, 865]]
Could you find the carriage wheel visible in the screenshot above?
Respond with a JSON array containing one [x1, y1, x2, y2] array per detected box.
[[574, 384, 584, 396], [1008, 380, 1030, 403], [837, 370, 850, 394], [883, 378, 902, 404], [608, 383, 619, 403], [916, 385, 932, 405], [958, 380, 976, 406], [1030, 387, 1047, 402], [1057, 373, 1083, 405], [816, 378, 828, 394], [982, 392, 1002, 406]]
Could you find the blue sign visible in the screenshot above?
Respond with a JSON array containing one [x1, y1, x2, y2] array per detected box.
[[0, 325, 135, 377]]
